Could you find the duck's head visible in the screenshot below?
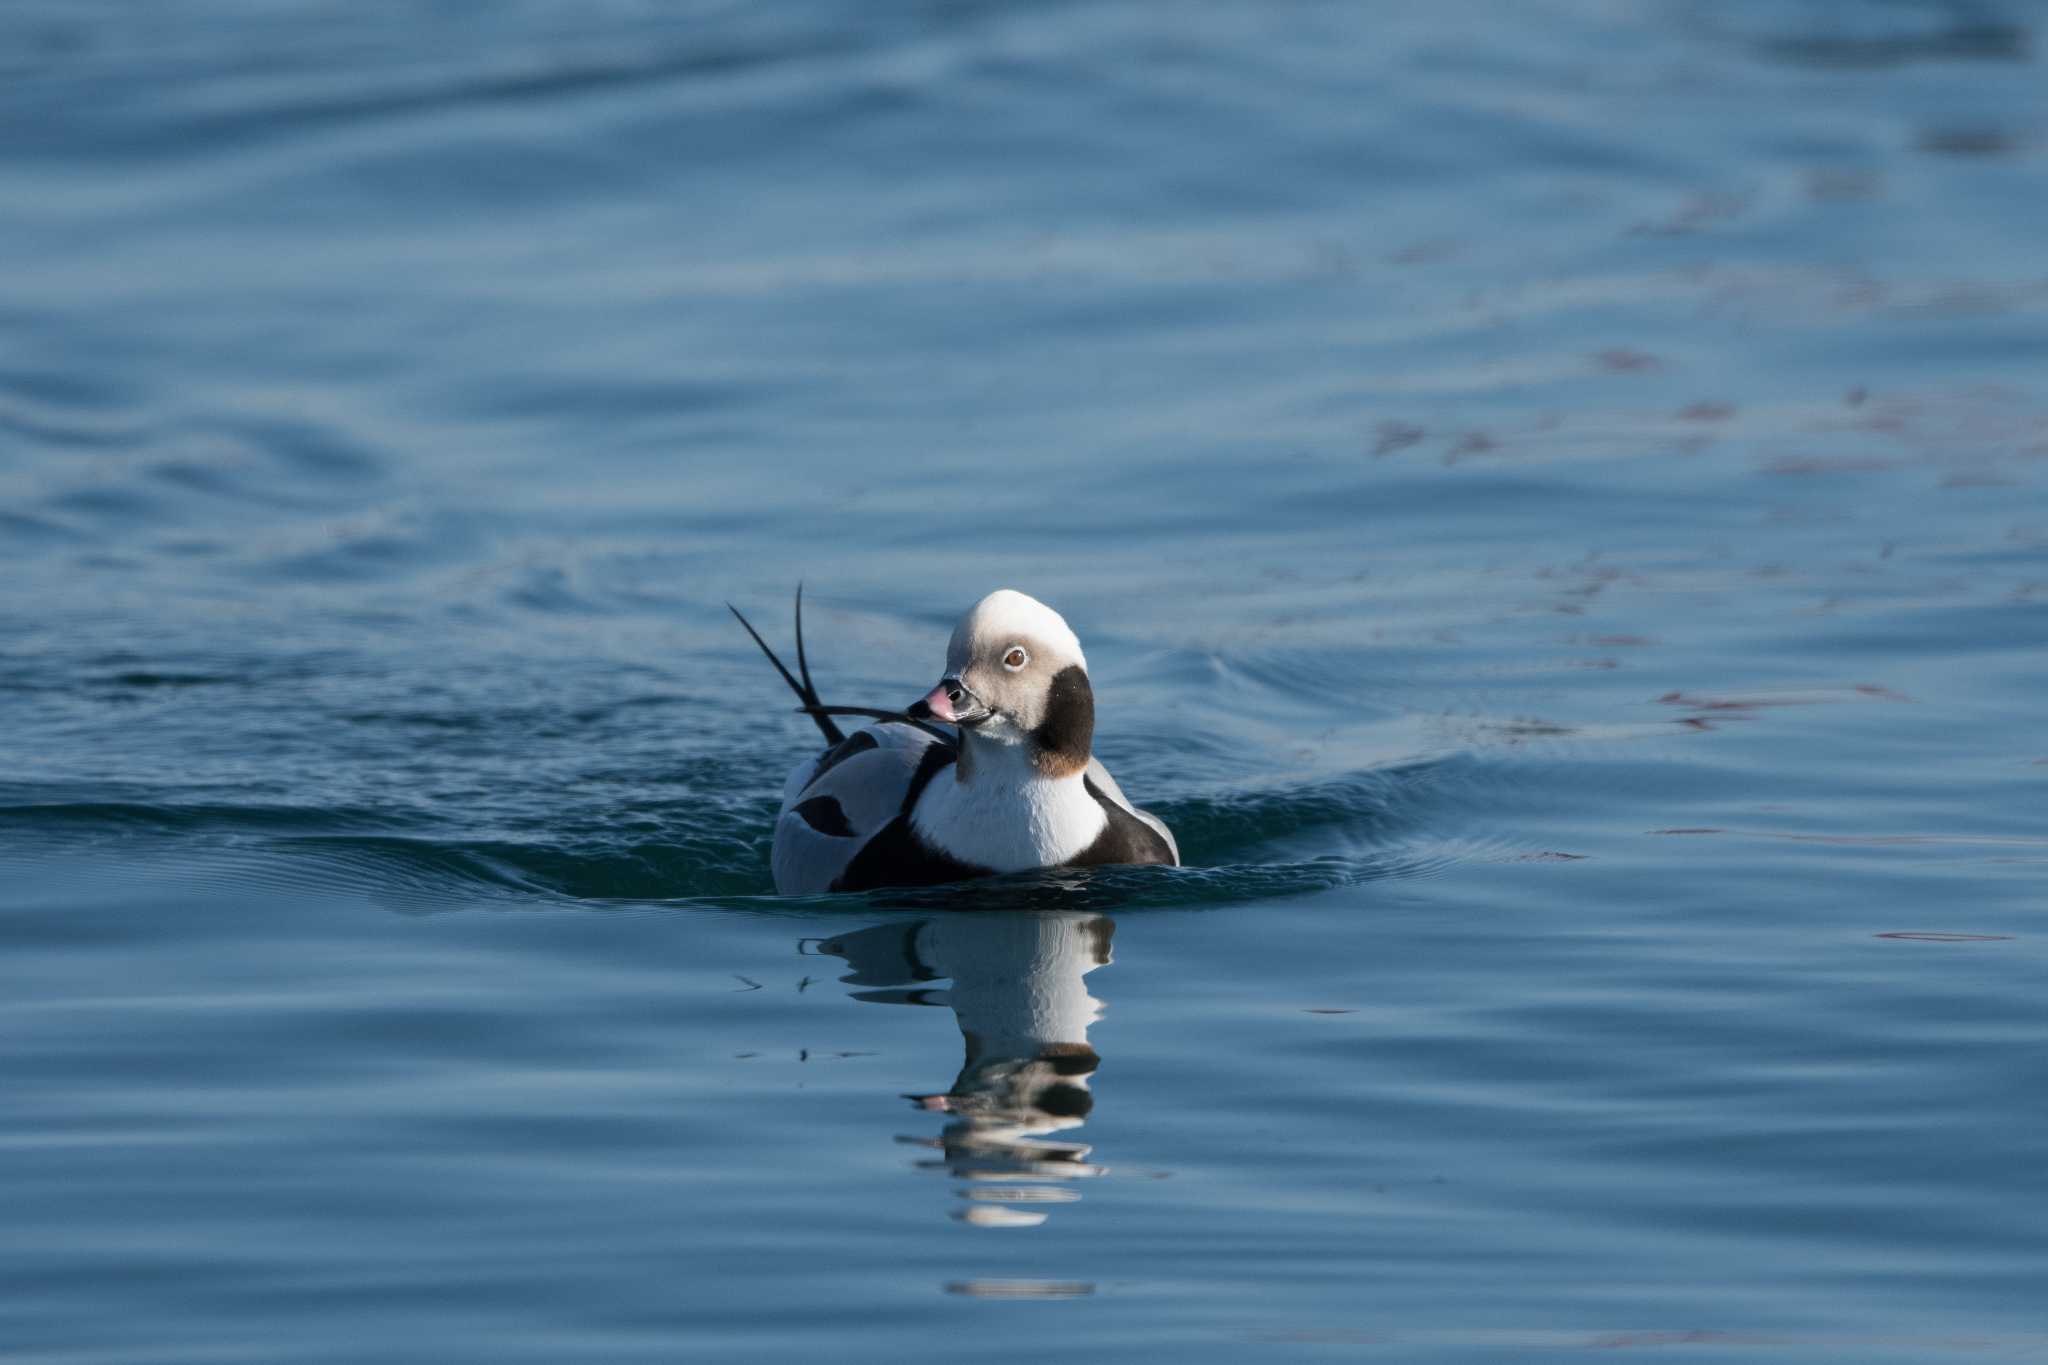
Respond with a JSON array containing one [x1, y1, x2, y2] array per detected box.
[[908, 589, 1094, 778]]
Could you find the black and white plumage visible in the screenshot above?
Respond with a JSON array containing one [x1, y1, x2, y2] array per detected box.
[[732, 588, 1178, 895]]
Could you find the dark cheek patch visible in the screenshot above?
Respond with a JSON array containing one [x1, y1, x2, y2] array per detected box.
[[1041, 1043, 1102, 1077], [1032, 665, 1094, 776], [1035, 1082, 1094, 1119]]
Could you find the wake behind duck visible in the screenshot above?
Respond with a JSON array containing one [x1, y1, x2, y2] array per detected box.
[[731, 588, 1178, 895]]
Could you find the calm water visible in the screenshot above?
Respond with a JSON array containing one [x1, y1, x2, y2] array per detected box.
[[4, 2, 2047, 1360]]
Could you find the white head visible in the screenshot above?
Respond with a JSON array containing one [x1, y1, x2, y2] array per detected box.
[[909, 589, 1095, 778]]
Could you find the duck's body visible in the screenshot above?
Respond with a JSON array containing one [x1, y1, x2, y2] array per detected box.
[[773, 722, 1176, 895], [735, 589, 1177, 895]]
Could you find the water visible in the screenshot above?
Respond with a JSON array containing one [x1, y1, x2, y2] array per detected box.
[[4, 1, 2046, 1358]]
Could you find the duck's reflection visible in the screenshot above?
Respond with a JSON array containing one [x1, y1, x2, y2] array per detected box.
[[817, 912, 1114, 1228]]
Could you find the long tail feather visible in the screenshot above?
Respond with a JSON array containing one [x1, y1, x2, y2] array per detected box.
[[727, 602, 803, 698], [794, 582, 819, 706], [728, 593, 845, 745], [798, 703, 952, 743]]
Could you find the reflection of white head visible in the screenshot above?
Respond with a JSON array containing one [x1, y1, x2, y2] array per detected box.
[[919, 912, 1112, 1225], [821, 911, 1116, 1226]]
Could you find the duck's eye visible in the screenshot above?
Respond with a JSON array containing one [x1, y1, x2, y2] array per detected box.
[[1002, 646, 1029, 671]]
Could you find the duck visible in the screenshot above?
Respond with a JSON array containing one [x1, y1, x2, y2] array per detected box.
[[731, 587, 1178, 895]]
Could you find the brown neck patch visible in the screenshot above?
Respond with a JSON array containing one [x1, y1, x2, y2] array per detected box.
[[1039, 1041, 1101, 1076], [1031, 665, 1094, 778]]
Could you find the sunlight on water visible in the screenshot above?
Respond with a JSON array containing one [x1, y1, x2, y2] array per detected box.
[[3, 0, 2047, 1360]]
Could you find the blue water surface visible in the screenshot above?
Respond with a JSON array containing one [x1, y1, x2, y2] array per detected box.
[[3, 2, 2046, 1360]]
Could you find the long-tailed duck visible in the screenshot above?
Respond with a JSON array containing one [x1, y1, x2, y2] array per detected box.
[[732, 588, 1178, 895]]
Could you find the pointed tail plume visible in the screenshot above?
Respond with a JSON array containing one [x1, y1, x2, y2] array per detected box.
[[729, 584, 846, 746]]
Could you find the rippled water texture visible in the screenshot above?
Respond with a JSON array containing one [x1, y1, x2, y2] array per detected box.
[[3, 2, 2046, 1360]]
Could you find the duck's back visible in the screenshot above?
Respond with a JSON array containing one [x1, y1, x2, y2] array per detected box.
[[772, 721, 962, 895]]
